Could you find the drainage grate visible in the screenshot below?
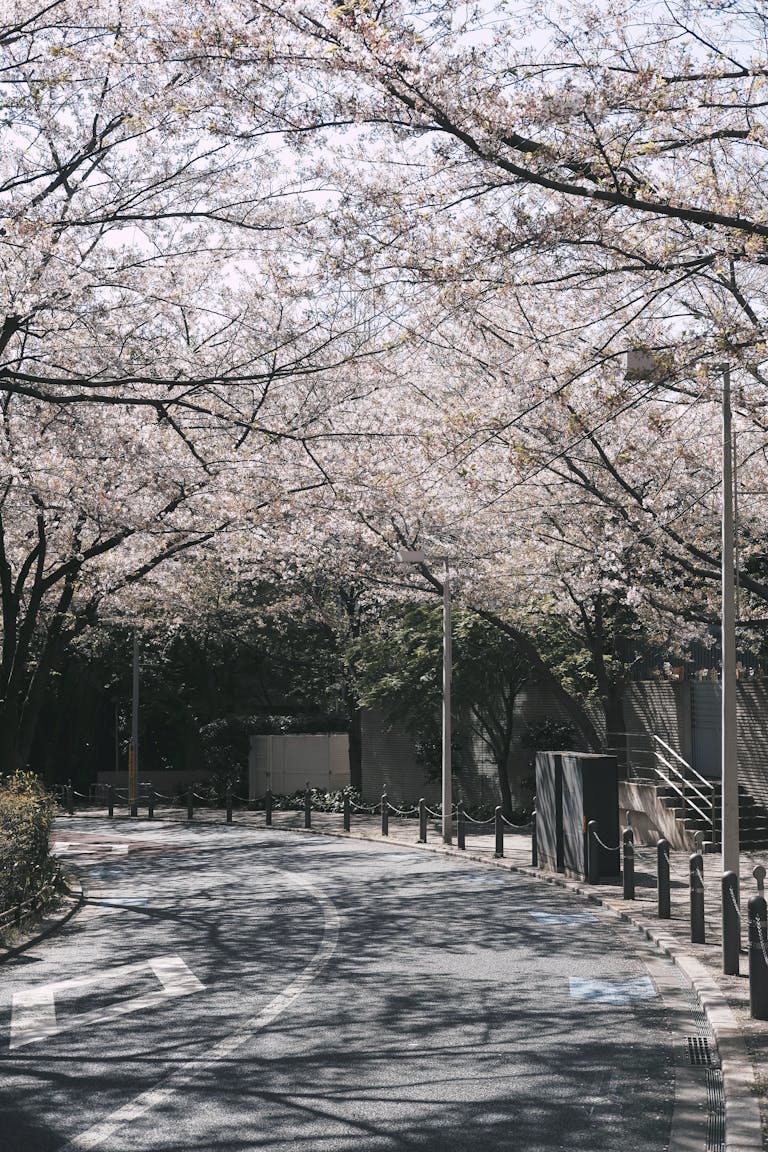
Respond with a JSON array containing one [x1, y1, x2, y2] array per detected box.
[[685, 1035, 719, 1067]]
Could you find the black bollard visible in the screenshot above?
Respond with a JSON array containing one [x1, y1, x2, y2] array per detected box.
[[689, 852, 705, 943], [657, 838, 671, 918], [343, 789, 351, 833], [494, 807, 504, 858], [381, 792, 389, 836], [67, 785, 74, 817], [531, 808, 538, 868], [304, 786, 312, 830], [587, 820, 599, 884], [622, 827, 635, 900], [457, 802, 466, 851], [130, 791, 138, 818], [749, 895, 768, 1019], [148, 788, 155, 820], [225, 786, 232, 825], [418, 798, 427, 843], [108, 784, 114, 819], [722, 871, 740, 975], [265, 788, 273, 827], [187, 788, 194, 821]]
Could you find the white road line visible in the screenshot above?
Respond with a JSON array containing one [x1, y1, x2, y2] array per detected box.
[[9, 957, 204, 1050], [52, 844, 130, 856], [9, 986, 57, 1050], [61, 871, 340, 1152]]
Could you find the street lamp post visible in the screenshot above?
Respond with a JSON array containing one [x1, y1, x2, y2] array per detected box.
[[396, 548, 453, 845], [441, 557, 452, 846], [625, 352, 740, 893], [721, 366, 740, 880]]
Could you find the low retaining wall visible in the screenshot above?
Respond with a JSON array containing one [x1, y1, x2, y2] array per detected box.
[[619, 781, 694, 850]]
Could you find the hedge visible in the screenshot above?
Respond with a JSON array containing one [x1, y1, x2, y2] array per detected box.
[[0, 772, 59, 916]]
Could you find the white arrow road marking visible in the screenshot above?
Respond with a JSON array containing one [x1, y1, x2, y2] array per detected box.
[[61, 871, 340, 1152], [9, 956, 204, 1050]]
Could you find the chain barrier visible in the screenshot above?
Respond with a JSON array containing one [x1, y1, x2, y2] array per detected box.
[[386, 803, 420, 817], [590, 829, 621, 853], [754, 914, 768, 969], [499, 814, 533, 830], [728, 886, 742, 920]]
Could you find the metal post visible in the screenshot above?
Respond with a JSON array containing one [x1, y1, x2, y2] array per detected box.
[[67, 785, 74, 817], [343, 789, 351, 832], [418, 798, 427, 843], [494, 806, 504, 858], [722, 870, 740, 975], [130, 790, 137, 818], [457, 801, 466, 850], [187, 788, 193, 821], [657, 838, 671, 918], [108, 784, 114, 819], [381, 791, 388, 836], [721, 365, 740, 882], [531, 808, 538, 868], [304, 785, 311, 830], [622, 827, 635, 900], [749, 894, 768, 1019], [129, 630, 139, 816], [442, 558, 453, 845], [226, 786, 232, 825], [265, 788, 273, 827], [587, 820, 599, 884], [148, 788, 155, 820], [690, 852, 705, 943]]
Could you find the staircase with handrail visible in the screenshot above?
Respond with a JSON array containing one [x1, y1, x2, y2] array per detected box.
[[624, 732, 768, 852]]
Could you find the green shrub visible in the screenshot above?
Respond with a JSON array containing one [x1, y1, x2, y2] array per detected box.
[[0, 772, 59, 915]]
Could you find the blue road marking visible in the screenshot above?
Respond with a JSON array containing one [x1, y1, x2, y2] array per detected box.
[[569, 977, 657, 1004], [529, 911, 597, 925]]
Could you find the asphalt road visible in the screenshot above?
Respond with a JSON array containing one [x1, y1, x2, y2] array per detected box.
[[0, 818, 707, 1151]]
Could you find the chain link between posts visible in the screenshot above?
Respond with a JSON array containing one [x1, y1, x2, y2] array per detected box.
[[591, 829, 622, 853], [754, 914, 768, 969]]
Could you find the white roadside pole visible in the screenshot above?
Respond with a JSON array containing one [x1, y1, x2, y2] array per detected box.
[[625, 353, 740, 944], [396, 548, 453, 844], [721, 366, 740, 881], [129, 630, 139, 811]]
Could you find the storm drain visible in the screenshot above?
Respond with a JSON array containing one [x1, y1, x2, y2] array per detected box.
[[705, 1068, 726, 1152], [684, 1035, 719, 1067]]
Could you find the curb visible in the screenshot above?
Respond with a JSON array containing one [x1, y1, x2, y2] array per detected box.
[[0, 873, 84, 965], [254, 819, 764, 1152]]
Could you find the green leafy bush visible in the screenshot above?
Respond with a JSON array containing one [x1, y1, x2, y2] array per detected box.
[[0, 773, 59, 915]]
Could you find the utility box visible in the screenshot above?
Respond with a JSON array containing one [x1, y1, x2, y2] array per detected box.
[[536, 751, 620, 881], [535, 752, 565, 872]]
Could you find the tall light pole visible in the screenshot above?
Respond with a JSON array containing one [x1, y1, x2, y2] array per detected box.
[[625, 352, 740, 886], [441, 557, 452, 846], [721, 365, 740, 879], [129, 629, 139, 809], [396, 548, 453, 844]]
